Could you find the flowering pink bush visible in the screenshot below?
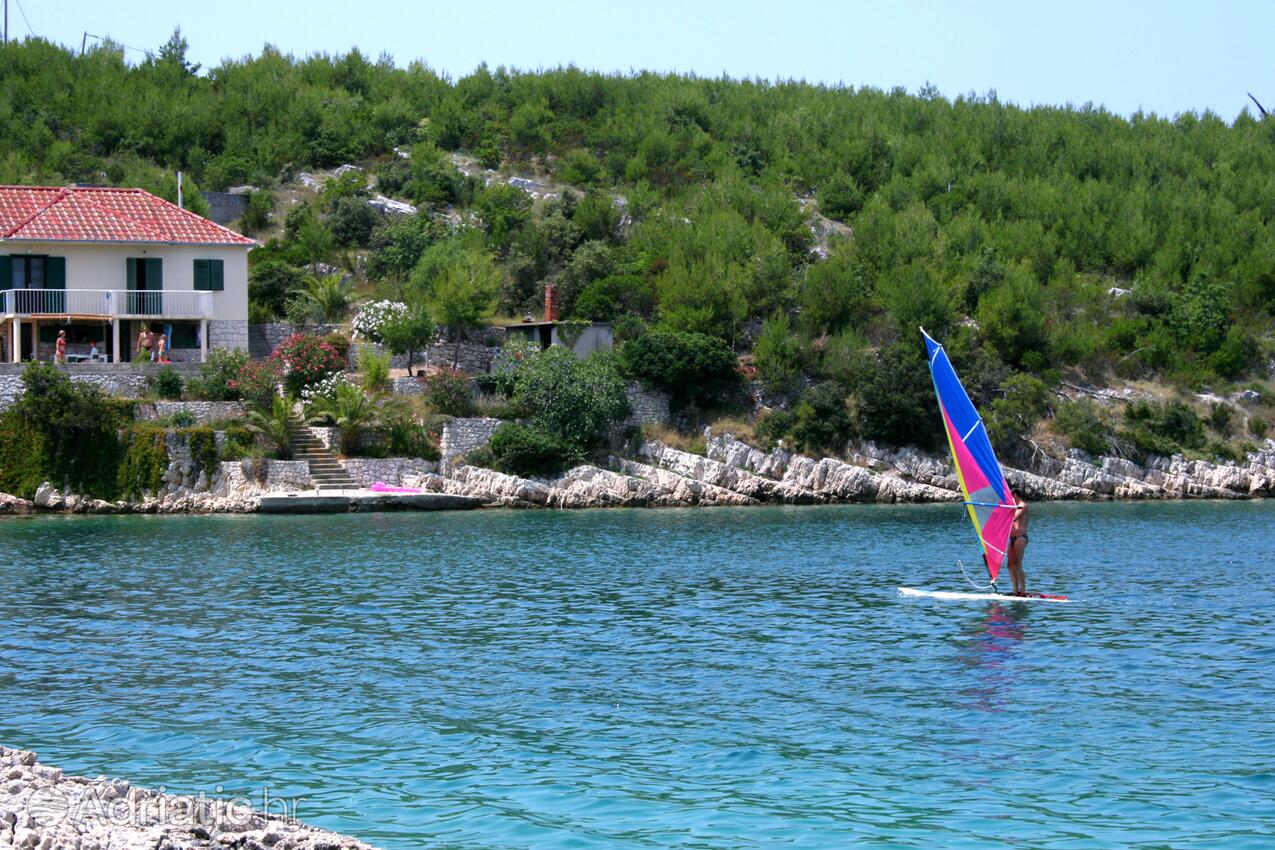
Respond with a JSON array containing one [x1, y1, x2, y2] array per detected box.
[[269, 333, 346, 397], [231, 360, 280, 408]]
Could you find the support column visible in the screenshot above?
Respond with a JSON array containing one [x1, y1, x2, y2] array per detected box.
[[10, 318, 18, 363], [200, 319, 209, 363], [111, 319, 121, 364]]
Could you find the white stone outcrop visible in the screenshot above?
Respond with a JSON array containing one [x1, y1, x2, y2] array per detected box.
[[0, 745, 380, 850], [701, 435, 958, 503]]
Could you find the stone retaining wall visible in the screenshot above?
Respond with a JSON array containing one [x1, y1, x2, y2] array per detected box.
[[135, 400, 246, 423], [0, 368, 152, 409], [343, 457, 439, 487], [440, 417, 502, 461], [208, 319, 250, 354], [623, 382, 671, 426], [416, 342, 502, 374], [392, 375, 425, 396], [215, 458, 313, 493]]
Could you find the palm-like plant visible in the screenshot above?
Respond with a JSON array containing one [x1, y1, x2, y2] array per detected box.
[[244, 395, 294, 459], [299, 273, 353, 323], [306, 381, 378, 455]]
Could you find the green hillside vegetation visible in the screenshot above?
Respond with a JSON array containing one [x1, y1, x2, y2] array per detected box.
[[3, 33, 1274, 462]]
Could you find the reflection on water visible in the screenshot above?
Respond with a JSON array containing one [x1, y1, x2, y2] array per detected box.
[[954, 602, 1030, 714], [1, 502, 1274, 850]]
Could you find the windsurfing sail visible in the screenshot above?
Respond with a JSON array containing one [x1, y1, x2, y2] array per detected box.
[[921, 328, 1016, 583]]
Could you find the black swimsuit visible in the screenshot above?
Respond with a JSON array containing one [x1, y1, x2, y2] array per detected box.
[[1010, 533, 1029, 545]]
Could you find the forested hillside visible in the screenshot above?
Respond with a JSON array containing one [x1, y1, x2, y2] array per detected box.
[[3, 33, 1274, 460]]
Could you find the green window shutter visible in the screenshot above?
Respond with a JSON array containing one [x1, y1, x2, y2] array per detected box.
[[0, 256, 10, 289], [145, 257, 163, 289], [211, 259, 224, 292], [45, 257, 65, 289], [127, 258, 139, 290], [193, 259, 209, 291]]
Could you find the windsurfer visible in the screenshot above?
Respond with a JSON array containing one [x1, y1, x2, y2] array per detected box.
[[1007, 497, 1028, 596]]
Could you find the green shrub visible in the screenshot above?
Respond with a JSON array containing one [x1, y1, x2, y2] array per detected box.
[[1124, 399, 1205, 452], [818, 171, 865, 220], [485, 422, 579, 477], [0, 410, 47, 498], [1205, 439, 1243, 463], [240, 189, 273, 235], [359, 347, 392, 394], [1249, 416, 1269, 440], [322, 333, 352, 362], [512, 347, 629, 448], [378, 400, 439, 460], [197, 349, 250, 401], [375, 158, 412, 197], [621, 331, 740, 409], [116, 425, 169, 499], [976, 263, 1047, 369], [755, 409, 796, 450], [789, 382, 855, 455], [985, 374, 1051, 454], [422, 369, 475, 416], [326, 195, 380, 248], [1052, 398, 1114, 457], [248, 259, 306, 320], [220, 425, 262, 461], [1206, 403, 1233, 436], [152, 366, 184, 400], [753, 312, 803, 396], [1208, 326, 1260, 380], [475, 372, 516, 398], [852, 343, 942, 450], [186, 426, 218, 476], [0, 362, 128, 499]]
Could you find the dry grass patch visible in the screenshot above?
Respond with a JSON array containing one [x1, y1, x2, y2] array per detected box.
[[707, 415, 759, 447], [642, 424, 706, 456]]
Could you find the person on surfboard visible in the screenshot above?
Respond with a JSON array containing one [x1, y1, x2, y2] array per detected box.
[[1007, 497, 1028, 596]]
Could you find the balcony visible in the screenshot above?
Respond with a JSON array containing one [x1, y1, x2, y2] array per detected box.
[[1, 289, 213, 320]]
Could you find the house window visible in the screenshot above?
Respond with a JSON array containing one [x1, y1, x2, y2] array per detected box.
[[12, 256, 46, 288], [193, 259, 224, 291], [169, 324, 200, 349]]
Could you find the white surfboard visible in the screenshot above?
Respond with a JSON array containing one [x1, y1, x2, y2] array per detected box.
[[898, 586, 1071, 603]]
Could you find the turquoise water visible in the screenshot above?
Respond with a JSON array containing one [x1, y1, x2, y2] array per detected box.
[[2, 502, 1273, 849]]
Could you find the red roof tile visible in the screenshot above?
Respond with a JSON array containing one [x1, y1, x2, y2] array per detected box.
[[0, 185, 255, 246]]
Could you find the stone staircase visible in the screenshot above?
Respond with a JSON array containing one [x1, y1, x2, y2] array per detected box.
[[286, 418, 358, 491]]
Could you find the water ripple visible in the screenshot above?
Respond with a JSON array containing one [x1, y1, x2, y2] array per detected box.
[[1, 501, 1273, 848]]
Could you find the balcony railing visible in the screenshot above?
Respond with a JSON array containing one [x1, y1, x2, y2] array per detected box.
[[0, 289, 213, 319]]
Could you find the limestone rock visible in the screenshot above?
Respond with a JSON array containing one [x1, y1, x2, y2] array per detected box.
[[0, 493, 34, 514], [0, 745, 380, 850], [33, 483, 62, 510]]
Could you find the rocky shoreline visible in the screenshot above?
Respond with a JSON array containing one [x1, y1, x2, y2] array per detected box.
[[0, 746, 378, 850], [4, 431, 1275, 516]]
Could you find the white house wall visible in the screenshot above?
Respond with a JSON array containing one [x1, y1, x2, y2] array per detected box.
[[4, 242, 249, 322]]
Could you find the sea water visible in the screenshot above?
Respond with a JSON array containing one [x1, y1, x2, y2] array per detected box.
[[1, 502, 1273, 849]]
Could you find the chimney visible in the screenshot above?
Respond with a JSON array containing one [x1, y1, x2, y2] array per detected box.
[[544, 283, 559, 322]]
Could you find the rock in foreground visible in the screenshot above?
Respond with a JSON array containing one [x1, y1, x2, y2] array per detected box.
[[0, 745, 380, 850]]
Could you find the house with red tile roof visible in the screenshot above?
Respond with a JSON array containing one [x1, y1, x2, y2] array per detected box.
[[0, 186, 254, 364]]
